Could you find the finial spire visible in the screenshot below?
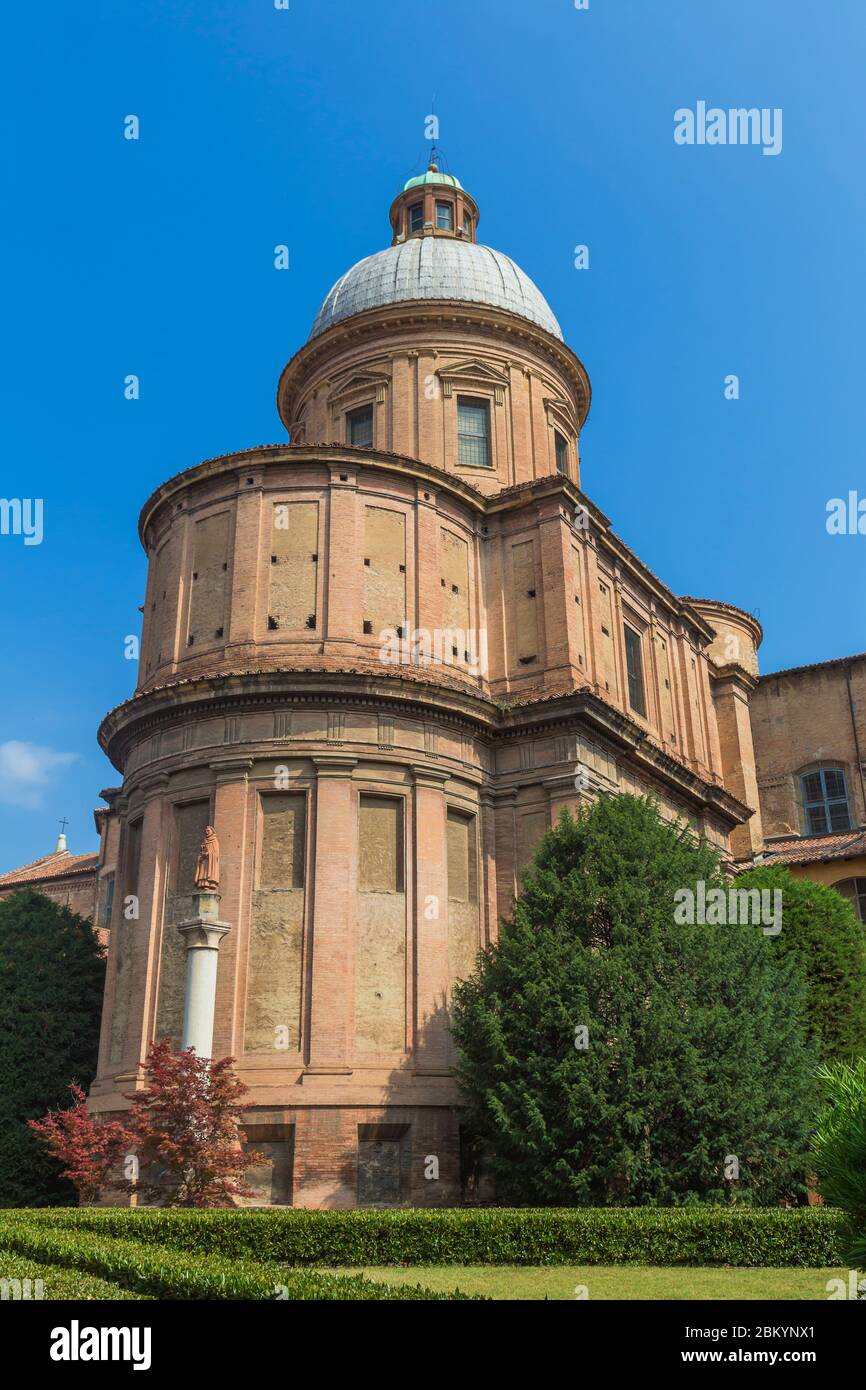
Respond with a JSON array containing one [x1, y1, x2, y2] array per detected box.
[[55, 817, 69, 854]]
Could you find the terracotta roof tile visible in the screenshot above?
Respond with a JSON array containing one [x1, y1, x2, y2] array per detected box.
[[0, 851, 99, 887], [761, 830, 866, 866]]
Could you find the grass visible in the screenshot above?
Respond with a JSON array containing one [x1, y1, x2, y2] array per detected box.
[[327, 1265, 850, 1301], [0, 1210, 851, 1301]]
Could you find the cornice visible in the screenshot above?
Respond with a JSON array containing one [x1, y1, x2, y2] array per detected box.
[[276, 299, 592, 431], [97, 669, 751, 830], [137, 444, 489, 547]]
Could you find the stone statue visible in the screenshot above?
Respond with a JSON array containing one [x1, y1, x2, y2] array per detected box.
[[194, 825, 220, 892]]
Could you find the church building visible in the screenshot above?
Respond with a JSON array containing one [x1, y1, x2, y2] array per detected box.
[[16, 161, 858, 1206]]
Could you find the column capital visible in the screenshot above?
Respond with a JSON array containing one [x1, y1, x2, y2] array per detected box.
[[136, 771, 170, 799], [411, 765, 450, 789], [177, 918, 231, 951], [312, 755, 358, 778], [210, 755, 254, 783]]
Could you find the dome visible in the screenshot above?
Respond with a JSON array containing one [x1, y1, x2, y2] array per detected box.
[[403, 170, 463, 190], [309, 237, 563, 341]]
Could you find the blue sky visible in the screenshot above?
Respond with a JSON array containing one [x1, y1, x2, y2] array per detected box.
[[1, 0, 864, 869]]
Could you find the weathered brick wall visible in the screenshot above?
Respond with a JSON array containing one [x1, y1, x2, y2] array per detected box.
[[363, 506, 406, 640], [356, 795, 406, 1054], [751, 659, 866, 837], [108, 817, 142, 1064], [186, 512, 230, 649], [155, 799, 211, 1046], [277, 313, 588, 498], [446, 808, 480, 987], [90, 283, 755, 1206], [268, 500, 318, 632], [245, 793, 306, 1053]]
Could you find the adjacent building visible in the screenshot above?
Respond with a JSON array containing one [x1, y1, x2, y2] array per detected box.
[[751, 652, 866, 917]]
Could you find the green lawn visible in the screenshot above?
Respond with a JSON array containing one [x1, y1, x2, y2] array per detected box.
[[328, 1265, 849, 1301]]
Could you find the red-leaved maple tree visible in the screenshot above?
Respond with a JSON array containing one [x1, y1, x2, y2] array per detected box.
[[124, 1041, 263, 1207], [27, 1083, 130, 1204], [29, 1045, 264, 1207]]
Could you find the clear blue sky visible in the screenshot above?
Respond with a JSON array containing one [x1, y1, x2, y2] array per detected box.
[[1, 0, 864, 869]]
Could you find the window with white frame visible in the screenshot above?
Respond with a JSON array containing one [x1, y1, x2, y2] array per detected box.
[[457, 396, 490, 467], [801, 768, 851, 835], [435, 201, 453, 231]]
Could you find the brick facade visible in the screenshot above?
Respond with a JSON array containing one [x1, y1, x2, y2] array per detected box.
[[85, 167, 775, 1207]]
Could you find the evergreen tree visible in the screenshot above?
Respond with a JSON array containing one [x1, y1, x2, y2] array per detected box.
[[0, 888, 106, 1205], [734, 863, 866, 1063], [451, 795, 816, 1206]]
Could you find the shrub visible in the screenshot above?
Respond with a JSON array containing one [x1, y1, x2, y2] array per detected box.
[[452, 797, 816, 1206], [0, 1219, 476, 1299], [3, 1205, 843, 1269], [735, 864, 866, 1063], [27, 1084, 129, 1204], [811, 1058, 866, 1270]]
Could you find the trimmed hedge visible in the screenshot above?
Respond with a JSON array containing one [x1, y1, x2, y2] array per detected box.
[[5, 1205, 844, 1268], [0, 1220, 475, 1300], [0, 1245, 151, 1300]]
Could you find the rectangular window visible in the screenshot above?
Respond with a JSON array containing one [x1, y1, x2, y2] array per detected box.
[[409, 202, 423, 232], [624, 625, 646, 717], [802, 769, 851, 835], [100, 876, 115, 932], [462, 211, 472, 236], [555, 430, 569, 475], [457, 396, 490, 467], [347, 404, 373, 447], [435, 201, 453, 230]]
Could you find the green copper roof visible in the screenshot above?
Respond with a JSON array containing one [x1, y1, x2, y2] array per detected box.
[[403, 170, 463, 191]]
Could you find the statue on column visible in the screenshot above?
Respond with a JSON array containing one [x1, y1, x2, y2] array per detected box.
[[194, 825, 220, 892]]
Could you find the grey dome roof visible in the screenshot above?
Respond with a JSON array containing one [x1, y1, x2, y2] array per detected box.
[[309, 237, 563, 341]]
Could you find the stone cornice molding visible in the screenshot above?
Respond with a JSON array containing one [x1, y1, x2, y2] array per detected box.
[[98, 672, 750, 829], [277, 299, 591, 431]]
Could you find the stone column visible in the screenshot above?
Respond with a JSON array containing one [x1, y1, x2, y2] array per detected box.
[[177, 891, 231, 1059]]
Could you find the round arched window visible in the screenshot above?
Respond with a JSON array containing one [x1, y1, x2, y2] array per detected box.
[[833, 877, 866, 922]]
